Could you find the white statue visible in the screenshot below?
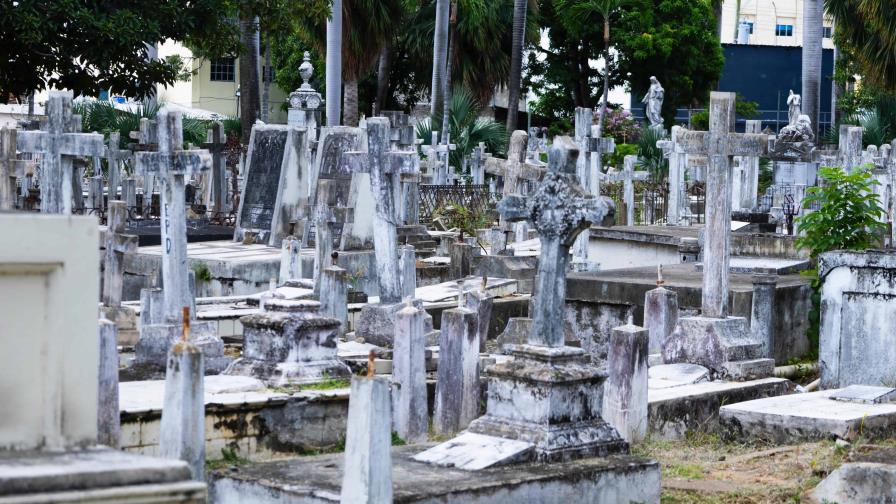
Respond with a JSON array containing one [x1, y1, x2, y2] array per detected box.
[[787, 90, 801, 126], [642, 76, 665, 128]]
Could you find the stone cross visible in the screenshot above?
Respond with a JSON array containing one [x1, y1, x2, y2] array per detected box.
[[485, 130, 546, 197], [105, 132, 132, 207], [133, 118, 159, 217], [657, 125, 688, 225], [0, 128, 28, 210], [309, 180, 350, 295], [733, 120, 762, 211], [435, 134, 457, 184], [103, 201, 138, 308], [470, 142, 488, 184], [16, 91, 104, 214], [342, 117, 419, 303], [135, 109, 212, 323], [202, 122, 228, 215], [498, 137, 615, 347], [677, 92, 768, 318], [605, 155, 649, 226]]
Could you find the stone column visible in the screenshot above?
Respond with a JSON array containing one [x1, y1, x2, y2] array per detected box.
[[391, 303, 428, 443], [97, 318, 120, 448], [623, 155, 638, 226], [644, 271, 678, 355], [320, 265, 348, 336], [666, 126, 687, 226], [449, 240, 473, 280], [751, 272, 778, 359], [159, 339, 205, 481], [603, 322, 649, 444], [400, 245, 416, 299], [279, 235, 301, 284], [434, 307, 480, 435], [340, 376, 393, 504]]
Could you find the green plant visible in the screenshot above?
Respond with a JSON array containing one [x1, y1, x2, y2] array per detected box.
[[432, 204, 493, 237], [606, 143, 638, 170], [391, 432, 406, 446], [757, 157, 773, 196], [192, 262, 213, 283], [796, 166, 886, 355], [205, 445, 249, 470], [636, 125, 667, 183]]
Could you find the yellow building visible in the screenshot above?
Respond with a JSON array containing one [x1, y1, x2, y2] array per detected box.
[[720, 0, 835, 49]]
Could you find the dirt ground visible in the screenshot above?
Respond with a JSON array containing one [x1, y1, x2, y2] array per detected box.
[[631, 433, 890, 503]]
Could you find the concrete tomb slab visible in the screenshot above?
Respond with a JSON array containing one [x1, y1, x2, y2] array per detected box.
[[648, 363, 710, 386], [829, 385, 896, 405], [412, 432, 534, 471]]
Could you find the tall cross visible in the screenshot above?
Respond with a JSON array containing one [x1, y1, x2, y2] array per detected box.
[[16, 91, 104, 214], [202, 122, 228, 215], [605, 155, 649, 226], [435, 134, 457, 184], [105, 132, 133, 209], [484, 130, 546, 197], [0, 128, 29, 210], [657, 125, 688, 225], [678, 92, 768, 318], [135, 108, 212, 323], [470, 142, 488, 185], [131, 118, 158, 217], [498, 137, 615, 347], [103, 201, 138, 307], [309, 179, 351, 295], [384, 112, 423, 225], [342, 117, 419, 303]]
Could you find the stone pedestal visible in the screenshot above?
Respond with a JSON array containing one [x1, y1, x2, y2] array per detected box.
[[434, 307, 480, 435], [135, 320, 230, 374], [662, 316, 773, 380], [603, 324, 649, 444], [644, 285, 678, 354], [354, 301, 435, 347], [224, 299, 350, 386], [467, 344, 627, 462]]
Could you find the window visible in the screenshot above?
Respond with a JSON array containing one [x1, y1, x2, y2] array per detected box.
[[210, 58, 235, 82], [823, 26, 833, 38], [775, 23, 794, 37]]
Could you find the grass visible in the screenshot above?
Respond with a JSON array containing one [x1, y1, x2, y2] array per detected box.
[[205, 446, 250, 471], [269, 374, 351, 395]]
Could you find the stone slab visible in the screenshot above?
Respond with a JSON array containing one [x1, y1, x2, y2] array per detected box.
[[0, 448, 197, 495], [412, 432, 534, 471], [648, 363, 709, 387], [695, 256, 810, 275], [119, 375, 280, 414], [830, 385, 896, 404], [811, 462, 896, 504], [719, 388, 896, 443], [209, 445, 661, 503], [649, 377, 794, 440]]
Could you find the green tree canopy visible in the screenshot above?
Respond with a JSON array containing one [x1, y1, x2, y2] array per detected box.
[[0, 0, 229, 100], [825, 0, 896, 92]]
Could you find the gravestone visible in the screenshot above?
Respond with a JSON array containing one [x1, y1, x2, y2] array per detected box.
[[466, 137, 626, 461], [657, 125, 689, 225], [662, 92, 774, 380], [0, 127, 27, 210], [605, 155, 649, 226], [102, 201, 138, 308], [391, 302, 428, 443], [234, 124, 310, 247], [340, 376, 392, 503], [105, 132, 132, 208], [202, 122, 228, 216], [16, 91, 104, 214]]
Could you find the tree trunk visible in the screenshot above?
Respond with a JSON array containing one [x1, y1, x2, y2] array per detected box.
[[441, 13, 456, 145], [505, 0, 528, 133], [831, 28, 843, 126], [802, 0, 823, 138], [374, 43, 392, 115], [326, 0, 343, 126], [431, 0, 450, 118], [595, 20, 611, 138], [343, 78, 359, 127], [239, 15, 260, 144], [713, 0, 723, 40], [261, 38, 271, 123]]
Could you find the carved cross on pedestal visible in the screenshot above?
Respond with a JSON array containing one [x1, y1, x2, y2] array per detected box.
[[103, 201, 138, 307], [201, 122, 228, 215], [342, 117, 419, 303], [433, 134, 457, 185], [105, 132, 133, 209], [677, 92, 768, 318], [16, 91, 105, 214], [135, 108, 212, 323], [0, 128, 29, 210], [498, 137, 615, 347], [605, 155, 650, 226], [470, 142, 488, 185], [485, 130, 546, 197], [657, 125, 688, 226]]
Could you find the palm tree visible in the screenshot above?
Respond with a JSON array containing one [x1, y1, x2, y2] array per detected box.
[[802, 0, 824, 138], [431, 0, 450, 119], [325, 0, 342, 126], [505, 0, 528, 133], [561, 0, 629, 138], [825, 0, 896, 91]]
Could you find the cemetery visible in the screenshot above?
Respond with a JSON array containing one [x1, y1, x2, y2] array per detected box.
[[4, 0, 896, 502]]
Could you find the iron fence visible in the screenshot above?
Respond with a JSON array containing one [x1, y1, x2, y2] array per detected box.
[[600, 180, 705, 225], [419, 184, 497, 224]]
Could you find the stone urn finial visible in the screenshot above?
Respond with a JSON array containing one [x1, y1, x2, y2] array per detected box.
[[299, 51, 313, 87]]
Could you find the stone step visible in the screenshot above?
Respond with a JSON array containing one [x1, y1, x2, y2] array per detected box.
[[720, 358, 774, 381]]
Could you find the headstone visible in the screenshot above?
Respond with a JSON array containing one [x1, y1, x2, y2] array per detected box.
[[657, 125, 689, 225], [663, 92, 773, 379], [603, 322, 649, 444], [202, 122, 228, 215], [224, 299, 350, 385], [644, 266, 678, 354], [391, 302, 428, 443], [470, 142, 487, 184], [279, 235, 302, 284], [340, 376, 393, 504], [234, 124, 310, 246], [97, 319, 120, 448], [122, 177, 137, 209], [87, 174, 103, 211], [449, 240, 473, 279], [485, 130, 546, 200], [751, 272, 777, 359], [159, 322, 205, 481], [464, 278, 495, 353], [105, 132, 132, 207], [0, 128, 27, 210], [466, 137, 626, 461], [102, 201, 138, 308], [133, 118, 158, 218], [310, 179, 350, 293], [16, 91, 104, 214], [434, 306, 480, 435], [399, 244, 416, 299], [733, 120, 762, 210], [320, 265, 349, 336], [605, 155, 649, 226], [842, 126, 863, 172]]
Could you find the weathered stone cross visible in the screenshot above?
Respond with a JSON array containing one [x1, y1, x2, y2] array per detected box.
[[470, 142, 488, 185], [498, 137, 615, 347], [678, 92, 768, 318], [201, 122, 228, 215], [0, 128, 29, 210], [657, 125, 688, 225], [103, 200, 138, 308], [605, 155, 649, 226], [131, 118, 159, 216], [16, 91, 105, 214], [308, 179, 351, 295], [485, 130, 546, 197], [105, 132, 133, 209], [342, 117, 419, 303], [135, 108, 212, 323]]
